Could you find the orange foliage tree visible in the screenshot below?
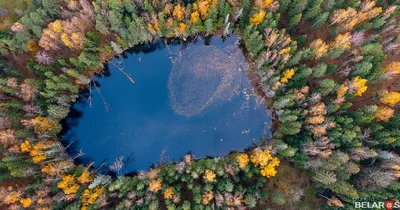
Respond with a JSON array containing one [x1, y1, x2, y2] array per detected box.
[[172, 4, 185, 21], [194, 0, 218, 20], [385, 62, 400, 74], [177, 23, 187, 35], [164, 187, 174, 199], [149, 179, 163, 192], [331, 33, 352, 49], [310, 39, 329, 59], [22, 116, 57, 132], [380, 91, 400, 107], [191, 11, 200, 23], [374, 106, 395, 122], [330, 1, 382, 31]]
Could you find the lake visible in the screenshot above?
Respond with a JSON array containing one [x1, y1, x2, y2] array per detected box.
[[61, 35, 270, 174]]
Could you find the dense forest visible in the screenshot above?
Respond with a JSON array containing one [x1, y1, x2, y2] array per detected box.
[[0, 0, 400, 209]]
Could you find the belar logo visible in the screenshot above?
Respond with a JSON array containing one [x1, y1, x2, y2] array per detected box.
[[354, 200, 400, 209]]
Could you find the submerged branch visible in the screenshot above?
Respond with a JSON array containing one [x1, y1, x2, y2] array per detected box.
[[109, 61, 135, 84], [92, 81, 110, 112], [89, 81, 93, 108]]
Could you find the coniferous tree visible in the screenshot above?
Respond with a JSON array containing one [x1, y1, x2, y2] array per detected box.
[[288, 13, 302, 28], [329, 181, 358, 199], [271, 192, 286, 206], [318, 79, 336, 96], [303, 0, 323, 20], [351, 62, 373, 78], [2, 155, 34, 178], [313, 12, 329, 28], [42, 0, 60, 17], [243, 26, 264, 56], [95, 14, 110, 35], [19, 9, 48, 37], [157, 13, 168, 37], [41, 72, 79, 100], [312, 63, 328, 78], [288, 0, 307, 17], [205, 19, 214, 34], [241, 0, 253, 23], [313, 170, 337, 185], [47, 104, 70, 120], [352, 105, 377, 125], [322, 0, 336, 11], [278, 0, 292, 14], [143, 0, 154, 12]]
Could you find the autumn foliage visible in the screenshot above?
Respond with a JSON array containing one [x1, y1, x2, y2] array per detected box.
[[250, 149, 280, 178], [58, 175, 80, 195], [380, 91, 400, 107], [250, 10, 267, 26], [352, 76, 368, 96], [310, 39, 329, 59], [330, 1, 382, 31], [22, 116, 57, 132], [280, 69, 295, 83], [374, 106, 395, 122]]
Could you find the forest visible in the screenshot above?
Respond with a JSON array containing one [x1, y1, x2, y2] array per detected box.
[[0, 0, 400, 209]]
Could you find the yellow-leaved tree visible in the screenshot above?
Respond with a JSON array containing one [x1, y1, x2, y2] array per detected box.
[[380, 91, 400, 107], [19, 198, 33, 208], [385, 62, 400, 74], [235, 153, 249, 169], [310, 39, 329, 59], [197, 0, 216, 20], [81, 187, 104, 209], [173, 4, 185, 21], [374, 106, 395, 122], [58, 175, 80, 195], [191, 11, 200, 23], [351, 76, 368, 96], [331, 33, 352, 49], [48, 20, 63, 33], [250, 10, 266, 26], [250, 149, 280, 178], [203, 169, 216, 183], [280, 69, 295, 83], [177, 23, 187, 35], [164, 187, 174, 199]]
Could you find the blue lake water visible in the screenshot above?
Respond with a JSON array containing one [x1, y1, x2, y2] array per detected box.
[[61, 36, 270, 173]]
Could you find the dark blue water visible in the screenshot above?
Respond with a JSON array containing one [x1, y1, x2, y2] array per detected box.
[[62, 36, 270, 173]]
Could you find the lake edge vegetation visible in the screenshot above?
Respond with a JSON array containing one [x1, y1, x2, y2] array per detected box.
[[0, 0, 400, 209]]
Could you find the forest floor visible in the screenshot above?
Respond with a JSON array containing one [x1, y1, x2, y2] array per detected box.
[[259, 160, 322, 210]]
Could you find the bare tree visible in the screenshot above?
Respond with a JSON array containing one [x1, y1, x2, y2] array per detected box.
[[109, 156, 124, 176]]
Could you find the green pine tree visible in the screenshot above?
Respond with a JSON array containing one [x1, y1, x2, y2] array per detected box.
[[289, 13, 302, 28]]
